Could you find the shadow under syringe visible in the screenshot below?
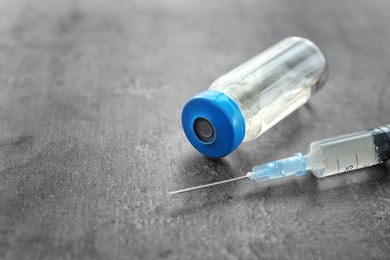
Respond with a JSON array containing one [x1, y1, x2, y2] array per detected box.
[[243, 163, 390, 209], [170, 157, 390, 218]]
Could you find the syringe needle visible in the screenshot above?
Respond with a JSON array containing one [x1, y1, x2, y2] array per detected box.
[[170, 125, 390, 195], [169, 175, 248, 195]]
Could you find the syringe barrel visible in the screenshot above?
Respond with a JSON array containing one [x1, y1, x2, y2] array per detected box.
[[210, 37, 328, 141], [307, 125, 390, 178]]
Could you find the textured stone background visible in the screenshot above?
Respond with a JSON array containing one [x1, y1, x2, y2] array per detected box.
[[1, 0, 390, 259]]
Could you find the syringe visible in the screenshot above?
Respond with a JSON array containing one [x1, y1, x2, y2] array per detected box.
[[170, 125, 390, 195]]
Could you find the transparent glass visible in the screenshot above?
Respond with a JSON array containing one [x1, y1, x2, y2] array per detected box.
[[305, 132, 378, 178], [209, 37, 328, 141]]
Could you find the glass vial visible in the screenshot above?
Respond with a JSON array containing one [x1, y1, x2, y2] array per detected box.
[[182, 37, 328, 158]]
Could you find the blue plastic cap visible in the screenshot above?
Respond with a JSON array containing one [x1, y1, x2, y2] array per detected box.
[[181, 90, 245, 158]]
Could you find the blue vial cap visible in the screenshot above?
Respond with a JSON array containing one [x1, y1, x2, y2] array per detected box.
[[181, 90, 245, 158]]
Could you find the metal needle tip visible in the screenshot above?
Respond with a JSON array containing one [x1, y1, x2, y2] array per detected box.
[[169, 175, 248, 195]]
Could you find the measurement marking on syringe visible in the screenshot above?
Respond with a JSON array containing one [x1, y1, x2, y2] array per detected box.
[[337, 158, 340, 173], [355, 153, 359, 168]]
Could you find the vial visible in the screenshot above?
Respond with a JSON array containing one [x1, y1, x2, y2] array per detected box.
[[182, 37, 328, 158]]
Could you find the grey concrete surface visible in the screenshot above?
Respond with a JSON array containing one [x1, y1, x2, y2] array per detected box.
[[1, 0, 390, 259]]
